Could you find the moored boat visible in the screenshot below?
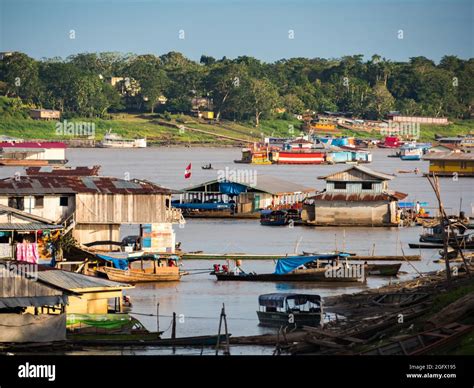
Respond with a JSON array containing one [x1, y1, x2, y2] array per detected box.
[[365, 263, 401, 276], [257, 293, 322, 328], [84, 253, 184, 283], [211, 253, 364, 283], [400, 145, 423, 160]]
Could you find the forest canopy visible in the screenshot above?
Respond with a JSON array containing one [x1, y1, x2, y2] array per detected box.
[[0, 52, 472, 123]]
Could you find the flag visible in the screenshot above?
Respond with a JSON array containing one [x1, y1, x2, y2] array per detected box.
[[184, 163, 192, 179]]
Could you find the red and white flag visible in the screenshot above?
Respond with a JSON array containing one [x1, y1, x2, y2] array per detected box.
[[184, 163, 192, 179]]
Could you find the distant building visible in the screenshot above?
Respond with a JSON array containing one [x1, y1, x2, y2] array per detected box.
[[386, 114, 449, 125], [29, 109, 61, 120], [423, 152, 474, 177], [0, 52, 14, 60], [191, 97, 212, 110], [302, 165, 407, 226]]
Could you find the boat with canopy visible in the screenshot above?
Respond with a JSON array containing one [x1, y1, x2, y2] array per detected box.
[[211, 253, 364, 282], [257, 293, 323, 327]]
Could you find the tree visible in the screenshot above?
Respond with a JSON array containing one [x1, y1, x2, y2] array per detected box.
[[365, 82, 395, 119], [240, 77, 280, 127], [1, 53, 41, 103], [281, 94, 305, 114]]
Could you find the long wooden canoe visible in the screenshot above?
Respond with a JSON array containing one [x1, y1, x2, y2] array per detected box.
[[96, 266, 181, 283]]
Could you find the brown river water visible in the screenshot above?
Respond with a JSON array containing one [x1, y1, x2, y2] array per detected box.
[[2, 147, 473, 355]]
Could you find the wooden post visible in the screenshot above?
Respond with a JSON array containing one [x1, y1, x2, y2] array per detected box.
[[215, 303, 230, 356], [171, 312, 176, 339], [156, 302, 160, 336]]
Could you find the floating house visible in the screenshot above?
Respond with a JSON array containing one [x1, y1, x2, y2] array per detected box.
[[0, 141, 67, 166], [302, 165, 407, 226], [173, 174, 314, 218], [0, 204, 64, 261], [0, 265, 68, 343], [0, 169, 182, 252], [423, 152, 474, 177], [33, 266, 133, 315]]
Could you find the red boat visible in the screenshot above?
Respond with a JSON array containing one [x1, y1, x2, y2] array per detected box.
[[377, 136, 404, 149], [273, 151, 326, 164]]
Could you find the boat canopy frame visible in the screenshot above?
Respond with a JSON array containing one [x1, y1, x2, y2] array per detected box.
[[258, 293, 321, 310]]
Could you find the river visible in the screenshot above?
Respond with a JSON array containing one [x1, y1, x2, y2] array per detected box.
[[1, 147, 473, 355]]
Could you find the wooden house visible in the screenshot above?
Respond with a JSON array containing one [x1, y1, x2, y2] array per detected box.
[[302, 165, 407, 226], [0, 171, 182, 252], [423, 152, 474, 177]]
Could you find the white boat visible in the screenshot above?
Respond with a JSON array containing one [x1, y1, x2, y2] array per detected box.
[[100, 130, 147, 148]]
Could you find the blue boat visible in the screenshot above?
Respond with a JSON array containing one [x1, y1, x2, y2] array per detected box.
[[400, 145, 423, 160]]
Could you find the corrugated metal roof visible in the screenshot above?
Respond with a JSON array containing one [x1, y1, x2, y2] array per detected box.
[[25, 166, 101, 177], [423, 152, 474, 161], [0, 295, 68, 308], [36, 267, 132, 291], [310, 190, 407, 202], [182, 174, 314, 195], [319, 165, 395, 181], [0, 176, 174, 195], [0, 223, 63, 231]]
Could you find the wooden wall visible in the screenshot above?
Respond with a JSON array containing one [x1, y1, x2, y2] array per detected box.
[[75, 193, 170, 224]]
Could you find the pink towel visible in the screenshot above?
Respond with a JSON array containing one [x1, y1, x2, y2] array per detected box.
[[16, 243, 39, 264]]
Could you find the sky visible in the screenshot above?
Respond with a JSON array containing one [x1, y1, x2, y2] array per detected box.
[[0, 0, 472, 62]]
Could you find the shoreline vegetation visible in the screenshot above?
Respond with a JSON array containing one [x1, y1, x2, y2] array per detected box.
[[1, 110, 473, 147]]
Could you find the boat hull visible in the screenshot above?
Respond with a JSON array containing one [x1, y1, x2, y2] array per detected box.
[[257, 311, 321, 328], [213, 269, 361, 282], [97, 266, 181, 283], [366, 263, 401, 276]]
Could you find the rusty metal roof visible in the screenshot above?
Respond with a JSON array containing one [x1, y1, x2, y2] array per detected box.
[[0, 176, 174, 195], [25, 165, 101, 177], [310, 191, 407, 202]]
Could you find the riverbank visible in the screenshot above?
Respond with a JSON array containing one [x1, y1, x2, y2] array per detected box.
[[1, 112, 473, 146]]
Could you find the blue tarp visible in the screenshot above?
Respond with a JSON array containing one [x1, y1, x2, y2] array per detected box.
[[274, 253, 351, 275], [218, 181, 247, 195], [97, 254, 129, 270]]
